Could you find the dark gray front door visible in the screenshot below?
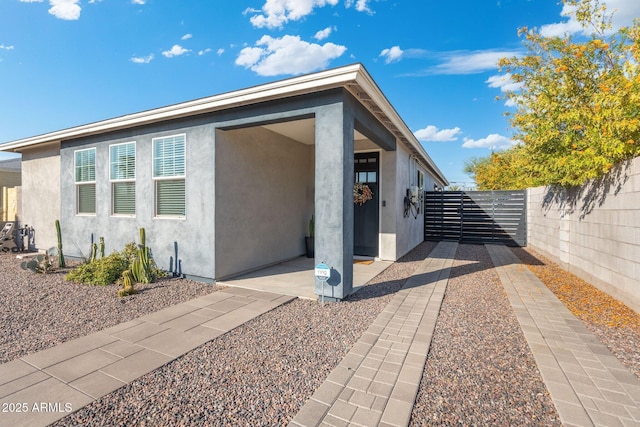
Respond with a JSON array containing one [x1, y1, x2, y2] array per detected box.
[[354, 152, 379, 257]]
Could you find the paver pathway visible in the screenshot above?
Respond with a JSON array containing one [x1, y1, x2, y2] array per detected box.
[[0, 287, 295, 427], [487, 244, 640, 427], [289, 241, 458, 427], [4, 242, 640, 427]]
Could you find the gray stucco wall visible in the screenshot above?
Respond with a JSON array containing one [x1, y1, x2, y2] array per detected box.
[[379, 149, 397, 260], [527, 157, 640, 313], [394, 142, 431, 259], [21, 144, 61, 250], [314, 101, 355, 299], [215, 127, 314, 279], [20, 86, 442, 298], [59, 119, 216, 279]]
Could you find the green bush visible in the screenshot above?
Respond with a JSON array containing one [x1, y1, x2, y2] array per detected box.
[[65, 241, 166, 286], [65, 251, 129, 286]]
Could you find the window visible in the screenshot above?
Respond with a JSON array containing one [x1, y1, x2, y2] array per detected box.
[[75, 148, 96, 214], [110, 142, 136, 215], [153, 134, 185, 217]]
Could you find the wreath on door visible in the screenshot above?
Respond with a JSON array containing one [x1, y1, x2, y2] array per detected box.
[[353, 183, 373, 205]]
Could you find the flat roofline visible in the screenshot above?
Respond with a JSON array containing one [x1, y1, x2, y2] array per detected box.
[[0, 63, 447, 185]]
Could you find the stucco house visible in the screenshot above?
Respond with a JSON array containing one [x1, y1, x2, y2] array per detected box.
[[0, 64, 447, 301]]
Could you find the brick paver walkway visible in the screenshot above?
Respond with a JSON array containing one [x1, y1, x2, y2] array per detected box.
[[487, 244, 640, 427], [289, 241, 458, 427], [3, 242, 640, 427], [0, 288, 295, 427]]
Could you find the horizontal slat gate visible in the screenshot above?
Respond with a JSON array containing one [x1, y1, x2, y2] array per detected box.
[[425, 190, 526, 246]]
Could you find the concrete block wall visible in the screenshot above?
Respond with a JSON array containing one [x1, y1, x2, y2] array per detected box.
[[527, 157, 640, 313]]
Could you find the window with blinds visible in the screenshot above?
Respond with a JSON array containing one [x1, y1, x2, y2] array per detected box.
[[110, 142, 136, 215], [75, 148, 96, 215], [153, 134, 185, 217]]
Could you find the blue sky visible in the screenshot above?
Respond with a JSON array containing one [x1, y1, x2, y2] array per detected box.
[[1, 0, 639, 185]]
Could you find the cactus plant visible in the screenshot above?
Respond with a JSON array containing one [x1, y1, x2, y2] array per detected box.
[[99, 237, 105, 259], [118, 269, 137, 297], [20, 248, 56, 273], [131, 228, 151, 284], [90, 243, 98, 262], [55, 220, 65, 268]]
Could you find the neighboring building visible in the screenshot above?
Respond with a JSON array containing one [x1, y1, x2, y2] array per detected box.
[[0, 64, 447, 301], [0, 157, 21, 223]]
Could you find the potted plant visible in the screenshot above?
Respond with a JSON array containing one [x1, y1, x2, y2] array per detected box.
[[305, 215, 314, 258]]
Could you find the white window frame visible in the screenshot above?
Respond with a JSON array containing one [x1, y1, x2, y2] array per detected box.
[[152, 134, 186, 218], [110, 142, 136, 217], [74, 148, 96, 215]]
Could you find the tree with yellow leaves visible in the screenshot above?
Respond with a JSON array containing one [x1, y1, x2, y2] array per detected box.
[[469, 0, 640, 189]]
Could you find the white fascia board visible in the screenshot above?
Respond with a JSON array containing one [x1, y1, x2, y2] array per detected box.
[[353, 69, 449, 186], [1, 64, 363, 152]]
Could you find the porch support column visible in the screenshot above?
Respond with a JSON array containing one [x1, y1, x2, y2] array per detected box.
[[314, 101, 354, 301]]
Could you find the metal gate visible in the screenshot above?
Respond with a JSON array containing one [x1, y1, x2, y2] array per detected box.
[[424, 190, 527, 246]]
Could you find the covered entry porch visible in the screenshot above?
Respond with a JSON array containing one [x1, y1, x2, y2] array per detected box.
[[214, 87, 398, 302]]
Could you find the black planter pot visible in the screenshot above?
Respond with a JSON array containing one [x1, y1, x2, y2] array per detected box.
[[305, 237, 314, 258]]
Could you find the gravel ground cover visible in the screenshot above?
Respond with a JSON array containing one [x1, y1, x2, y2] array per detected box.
[[0, 253, 219, 364], [51, 242, 438, 426], [410, 244, 561, 426], [5, 242, 640, 426]]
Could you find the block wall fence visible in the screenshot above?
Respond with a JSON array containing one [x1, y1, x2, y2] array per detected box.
[[527, 157, 640, 313]]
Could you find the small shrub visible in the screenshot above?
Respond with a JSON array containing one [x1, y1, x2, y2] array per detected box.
[[65, 241, 166, 286], [65, 251, 128, 286]]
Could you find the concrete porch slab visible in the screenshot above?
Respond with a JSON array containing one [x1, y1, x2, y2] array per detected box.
[[218, 256, 393, 300]]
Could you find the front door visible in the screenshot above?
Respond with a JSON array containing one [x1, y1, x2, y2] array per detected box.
[[354, 152, 379, 257]]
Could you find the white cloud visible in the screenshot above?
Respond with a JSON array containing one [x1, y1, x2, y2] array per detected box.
[[379, 46, 403, 64], [181, 34, 193, 41], [540, 0, 640, 37], [414, 125, 461, 142], [249, 0, 339, 29], [0, 44, 15, 50], [235, 34, 346, 76], [130, 54, 154, 64], [48, 0, 81, 20], [486, 73, 523, 92], [216, 48, 225, 55], [236, 46, 264, 67], [197, 48, 212, 56], [433, 50, 521, 74], [345, 0, 371, 13], [462, 134, 515, 149], [314, 26, 333, 41], [131, 0, 146, 4], [162, 45, 191, 58]]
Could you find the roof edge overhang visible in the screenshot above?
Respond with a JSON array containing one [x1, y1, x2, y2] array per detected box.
[[348, 68, 448, 186], [1, 63, 448, 185]]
